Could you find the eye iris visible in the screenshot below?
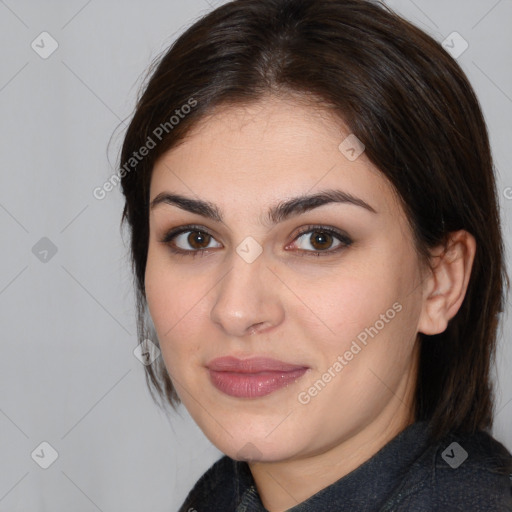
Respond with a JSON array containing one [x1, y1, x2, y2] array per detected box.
[[310, 231, 333, 250], [188, 231, 210, 249]]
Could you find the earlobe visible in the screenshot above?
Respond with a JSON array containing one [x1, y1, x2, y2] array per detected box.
[[417, 230, 476, 336]]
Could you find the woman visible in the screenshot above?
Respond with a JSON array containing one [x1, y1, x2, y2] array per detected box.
[[118, 0, 512, 509]]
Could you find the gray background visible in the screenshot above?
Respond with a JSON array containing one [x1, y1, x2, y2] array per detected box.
[[0, 1, 510, 510]]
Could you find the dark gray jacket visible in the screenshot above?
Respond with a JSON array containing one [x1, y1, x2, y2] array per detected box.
[[179, 421, 512, 511]]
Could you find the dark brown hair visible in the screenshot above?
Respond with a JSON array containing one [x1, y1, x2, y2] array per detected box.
[[118, 0, 509, 442]]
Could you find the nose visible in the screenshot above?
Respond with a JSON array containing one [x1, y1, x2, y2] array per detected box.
[[210, 249, 285, 338]]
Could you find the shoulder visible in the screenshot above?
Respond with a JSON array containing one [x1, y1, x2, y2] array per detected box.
[[177, 455, 245, 511], [431, 429, 512, 508], [385, 429, 512, 511]]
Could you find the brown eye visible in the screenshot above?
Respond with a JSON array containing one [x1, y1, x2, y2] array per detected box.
[[295, 230, 339, 252], [309, 231, 334, 251], [162, 227, 222, 253], [187, 231, 211, 249], [291, 226, 352, 256]]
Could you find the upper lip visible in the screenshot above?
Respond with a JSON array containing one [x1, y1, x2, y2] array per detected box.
[[207, 356, 308, 373]]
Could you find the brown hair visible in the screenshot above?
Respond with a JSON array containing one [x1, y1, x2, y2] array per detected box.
[[118, 0, 509, 442]]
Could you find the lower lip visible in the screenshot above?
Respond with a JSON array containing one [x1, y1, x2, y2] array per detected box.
[[208, 368, 308, 398]]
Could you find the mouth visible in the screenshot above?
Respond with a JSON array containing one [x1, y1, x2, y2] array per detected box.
[[206, 356, 309, 398]]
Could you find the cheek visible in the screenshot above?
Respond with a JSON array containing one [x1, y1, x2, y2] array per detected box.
[[144, 251, 207, 360], [296, 281, 420, 415], [297, 264, 400, 347], [299, 250, 421, 372]]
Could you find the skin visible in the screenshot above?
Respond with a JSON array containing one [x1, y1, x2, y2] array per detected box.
[[144, 94, 476, 511]]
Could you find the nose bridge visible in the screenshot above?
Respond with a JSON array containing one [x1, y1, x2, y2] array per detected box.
[[210, 240, 282, 336]]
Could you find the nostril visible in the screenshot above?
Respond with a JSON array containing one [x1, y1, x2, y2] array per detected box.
[[248, 323, 265, 335]]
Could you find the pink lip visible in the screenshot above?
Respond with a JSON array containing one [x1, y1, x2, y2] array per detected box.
[[207, 356, 309, 398]]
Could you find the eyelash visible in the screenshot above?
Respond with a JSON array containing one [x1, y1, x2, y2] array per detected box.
[[160, 224, 353, 259]]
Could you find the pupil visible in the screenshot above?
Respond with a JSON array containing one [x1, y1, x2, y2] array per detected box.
[[312, 231, 332, 250], [189, 231, 209, 249]]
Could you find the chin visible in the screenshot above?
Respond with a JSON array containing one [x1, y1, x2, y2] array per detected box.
[[189, 408, 304, 462], [222, 435, 300, 464]]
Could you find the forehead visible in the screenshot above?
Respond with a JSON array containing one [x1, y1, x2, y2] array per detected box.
[[150, 96, 402, 220]]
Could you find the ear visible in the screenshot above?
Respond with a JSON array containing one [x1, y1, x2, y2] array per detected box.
[[417, 230, 476, 336]]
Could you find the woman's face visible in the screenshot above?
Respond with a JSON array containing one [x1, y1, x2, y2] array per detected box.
[[145, 95, 428, 463]]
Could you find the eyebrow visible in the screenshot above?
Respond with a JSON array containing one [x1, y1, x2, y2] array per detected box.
[[149, 188, 377, 224]]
